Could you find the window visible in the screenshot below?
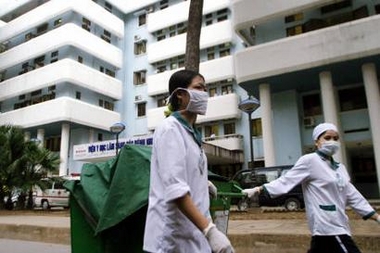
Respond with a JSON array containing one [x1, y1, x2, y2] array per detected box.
[[137, 103, 146, 117], [338, 86, 367, 111], [105, 69, 115, 77], [157, 97, 167, 107], [82, 17, 91, 31], [25, 32, 34, 41], [78, 56, 83, 63], [51, 51, 59, 58], [134, 40, 146, 55], [216, 9, 228, 22], [48, 85, 56, 92], [286, 25, 303, 36], [34, 55, 45, 68], [19, 94, 26, 100], [54, 18, 62, 27], [36, 23, 48, 34], [98, 133, 103, 141], [224, 123, 236, 135], [302, 93, 322, 117], [376, 4, 380, 14], [285, 13, 304, 23], [160, 0, 169, 10], [208, 87, 217, 97], [104, 100, 114, 110], [252, 118, 262, 137], [138, 13, 146, 26], [31, 89, 42, 97], [321, 0, 351, 14], [105, 2, 112, 12], [99, 99, 104, 107], [154, 60, 167, 73], [45, 136, 61, 152], [205, 125, 219, 138], [76, 91, 81, 100], [170, 55, 185, 70], [219, 43, 231, 57], [205, 13, 213, 26], [0, 71, 5, 82], [156, 29, 166, 41], [221, 84, 233, 95], [134, 70, 146, 85], [101, 30, 111, 43], [207, 47, 215, 60]]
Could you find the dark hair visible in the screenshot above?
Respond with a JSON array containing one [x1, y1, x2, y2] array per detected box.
[[168, 69, 205, 111]]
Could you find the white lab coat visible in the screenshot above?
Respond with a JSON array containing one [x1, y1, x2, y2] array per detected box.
[[264, 152, 375, 236], [143, 113, 212, 253]]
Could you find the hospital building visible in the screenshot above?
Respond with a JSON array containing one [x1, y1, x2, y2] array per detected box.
[[0, 0, 379, 198]]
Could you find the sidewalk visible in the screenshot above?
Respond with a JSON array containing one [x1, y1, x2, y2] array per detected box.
[[0, 214, 379, 253]]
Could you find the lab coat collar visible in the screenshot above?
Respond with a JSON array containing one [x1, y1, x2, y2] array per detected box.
[[172, 111, 202, 147], [316, 150, 339, 170]]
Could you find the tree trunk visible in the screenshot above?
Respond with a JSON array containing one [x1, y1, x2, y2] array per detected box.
[[185, 0, 204, 72]]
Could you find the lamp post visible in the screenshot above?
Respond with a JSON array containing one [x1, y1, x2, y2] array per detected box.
[[238, 96, 260, 169], [110, 122, 126, 155]]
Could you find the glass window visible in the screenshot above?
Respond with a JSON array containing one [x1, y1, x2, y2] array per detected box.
[[138, 14, 146, 26], [137, 103, 146, 117], [36, 23, 48, 34], [224, 123, 235, 135], [205, 125, 218, 137], [338, 86, 367, 111], [252, 118, 262, 137], [302, 93, 322, 117], [135, 40, 146, 55], [221, 85, 233, 95], [54, 18, 62, 27], [134, 70, 146, 85], [76, 91, 81, 100], [208, 87, 217, 97]]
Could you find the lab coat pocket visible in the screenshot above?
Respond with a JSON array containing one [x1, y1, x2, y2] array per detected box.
[[318, 204, 339, 227]]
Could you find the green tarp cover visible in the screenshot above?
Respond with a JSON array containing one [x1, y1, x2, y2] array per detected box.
[[65, 144, 152, 235]]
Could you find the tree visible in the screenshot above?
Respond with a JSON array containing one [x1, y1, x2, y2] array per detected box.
[[184, 0, 204, 72], [0, 125, 60, 210]]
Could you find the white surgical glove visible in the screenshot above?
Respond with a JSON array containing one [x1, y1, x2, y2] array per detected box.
[[208, 181, 218, 199], [242, 186, 262, 199], [203, 222, 235, 253]]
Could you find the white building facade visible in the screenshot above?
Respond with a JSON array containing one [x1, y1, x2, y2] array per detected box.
[[232, 0, 380, 198], [0, 0, 260, 179]]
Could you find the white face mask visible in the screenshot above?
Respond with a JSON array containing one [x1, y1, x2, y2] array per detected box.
[[319, 140, 340, 156], [185, 89, 209, 115]]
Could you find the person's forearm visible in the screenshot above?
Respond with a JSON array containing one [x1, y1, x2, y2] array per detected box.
[[175, 193, 210, 231], [370, 213, 380, 222]]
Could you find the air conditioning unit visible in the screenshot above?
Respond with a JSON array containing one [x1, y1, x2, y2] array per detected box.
[[146, 6, 154, 13], [134, 35, 141, 41], [303, 116, 315, 128], [135, 95, 142, 101]]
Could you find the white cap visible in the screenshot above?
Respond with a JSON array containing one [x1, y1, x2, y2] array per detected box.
[[312, 123, 338, 141]]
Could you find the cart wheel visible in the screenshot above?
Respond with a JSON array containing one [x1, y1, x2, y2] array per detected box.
[[237, 198, 249, 211]]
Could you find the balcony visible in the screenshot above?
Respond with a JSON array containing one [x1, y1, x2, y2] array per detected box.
[[234, 15, 380, 83], [0, 0, 124, 43], [0, 23, 122, 71], [147, 55, 235, 96], [204, 134, 243, 151], [147, 93, 241, 130], [0, 59, 122, 101], [232, 0, 335, 30], [147, 0, 229, 33], [147, 20, 232, 63], [0, 97, 120, 131]]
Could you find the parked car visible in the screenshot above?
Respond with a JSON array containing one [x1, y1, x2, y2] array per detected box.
[[34, 177, 70, 209], [231, 165, 304, 211]]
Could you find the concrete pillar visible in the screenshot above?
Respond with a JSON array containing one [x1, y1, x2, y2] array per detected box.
[[361, 63, 380, 196], [37, 128, 45, 147], [24, 131, 31, 142], [59, 123, 70, 176], [89, 128, 95, 143], [319, 71, 348, 167], [259, 83, 275, 166]]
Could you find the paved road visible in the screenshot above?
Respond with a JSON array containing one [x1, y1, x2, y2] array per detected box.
[[0, 239, 70, 253]]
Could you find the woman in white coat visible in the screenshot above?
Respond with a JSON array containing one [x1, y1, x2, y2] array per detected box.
[[243, 122, 380, 253], [143, 69, 234, 253]]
